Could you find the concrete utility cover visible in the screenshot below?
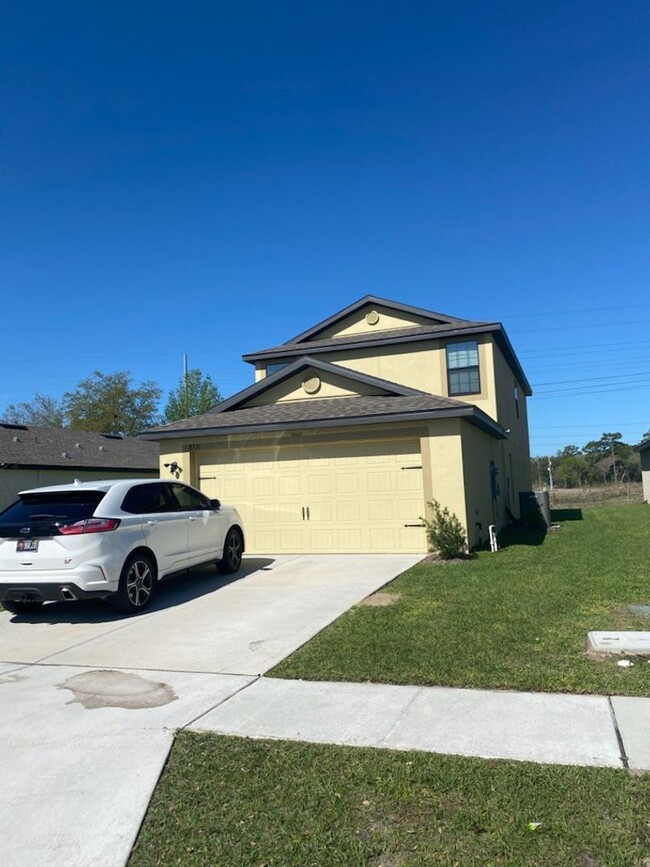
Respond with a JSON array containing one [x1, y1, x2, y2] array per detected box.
[[587, 631, 650, 655]]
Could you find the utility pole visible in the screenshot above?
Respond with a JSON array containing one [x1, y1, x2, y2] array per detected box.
[[547, 457, 554, 490], [183, 354, 188, 380], [610, 438, 617, 483]]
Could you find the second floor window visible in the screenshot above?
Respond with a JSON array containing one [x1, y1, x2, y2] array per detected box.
[[446, 341, 480, 395]]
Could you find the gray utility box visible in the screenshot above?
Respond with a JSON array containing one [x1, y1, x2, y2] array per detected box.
[[519, 490, 551, 527]]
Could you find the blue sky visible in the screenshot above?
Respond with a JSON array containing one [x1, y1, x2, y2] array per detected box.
[[1, 1, 649, 455]]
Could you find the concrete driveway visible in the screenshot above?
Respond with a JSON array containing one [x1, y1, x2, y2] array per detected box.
[[0, 553, 419, 867]]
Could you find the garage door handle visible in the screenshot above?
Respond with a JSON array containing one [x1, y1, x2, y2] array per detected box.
[[306, 506, 310, 520], [404, 523, 425, 528]]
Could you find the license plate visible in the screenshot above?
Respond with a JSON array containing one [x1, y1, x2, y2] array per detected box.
[[16, 539, 38, 552]]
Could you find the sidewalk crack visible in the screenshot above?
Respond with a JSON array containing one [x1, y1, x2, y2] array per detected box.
[[379, 687, 423, 745], [607, 696, 629, 769], [181, 674, 261, 730]]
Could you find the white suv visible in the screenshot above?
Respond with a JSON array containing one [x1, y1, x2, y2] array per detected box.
[[0, 479, 245, 615]]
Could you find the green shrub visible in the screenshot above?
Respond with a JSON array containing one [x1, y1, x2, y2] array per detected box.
[[422, 499, 467, 559]]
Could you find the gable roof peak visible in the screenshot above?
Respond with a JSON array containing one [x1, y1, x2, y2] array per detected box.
[[286, 295, 476, 345]]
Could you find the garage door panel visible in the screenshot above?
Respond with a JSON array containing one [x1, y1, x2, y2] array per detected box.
[[338, 529, 363, 550], [368, 472, 392, 492], [253, 477, 275, 497], [396, 497, 423, 520], [309, 502, 332, 522], [308, 475, 331, 495], [336, 501, 360, 521], [278, 475, 301, 496], [368, 500, 393, 521], [335, 474, 360, 494], [397, 471, 423, 491], [278, 503, 304, 523], [310, 529, 334, 550], [370, 528, 397, 550], [220, 477, 249, 500], [280, 529, 304, 549]]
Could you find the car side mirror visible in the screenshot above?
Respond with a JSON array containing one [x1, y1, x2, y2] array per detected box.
[[210, 499, 221, 510]]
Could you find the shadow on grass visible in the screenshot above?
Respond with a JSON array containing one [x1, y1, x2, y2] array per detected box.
[[551, 508, 583, 522], [498, 526, 548, 547]]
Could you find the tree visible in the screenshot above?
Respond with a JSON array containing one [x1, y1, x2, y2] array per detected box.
[[1, 393, 65, 427], [63, 371, 161, 436], [162, 369, 222, 423]]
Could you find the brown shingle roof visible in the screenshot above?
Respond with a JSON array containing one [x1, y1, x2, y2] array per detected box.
[[143, 394, 505, 439], [0, 425, 159, 470]]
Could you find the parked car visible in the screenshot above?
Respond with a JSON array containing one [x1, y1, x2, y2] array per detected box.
[[0, 479, 245, 615]]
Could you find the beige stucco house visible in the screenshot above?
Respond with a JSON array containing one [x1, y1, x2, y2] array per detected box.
[[142, 296, 532, 554]]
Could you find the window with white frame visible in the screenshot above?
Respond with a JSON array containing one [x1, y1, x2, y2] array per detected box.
[[446, 340, 480, 395]]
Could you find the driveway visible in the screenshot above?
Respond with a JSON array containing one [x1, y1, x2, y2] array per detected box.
[[0, 553, 419, 867]]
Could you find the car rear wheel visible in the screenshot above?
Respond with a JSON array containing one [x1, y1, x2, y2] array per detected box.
[[3, 600, 44, 615], [112, 552, 157, 614], [217, 528, 243, 574]]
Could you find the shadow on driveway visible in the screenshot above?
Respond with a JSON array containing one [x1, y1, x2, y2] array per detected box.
[[3, 557, 275, 625]]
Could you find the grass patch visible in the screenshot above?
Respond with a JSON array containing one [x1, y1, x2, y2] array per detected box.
[[271, 505, 650, 695], [130, 732, 650, 867]]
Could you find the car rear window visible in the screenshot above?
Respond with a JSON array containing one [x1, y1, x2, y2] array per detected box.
[[0, 491, 106, 525]]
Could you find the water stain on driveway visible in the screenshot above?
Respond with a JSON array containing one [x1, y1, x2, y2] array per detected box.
[[58, 670, 177, 710]]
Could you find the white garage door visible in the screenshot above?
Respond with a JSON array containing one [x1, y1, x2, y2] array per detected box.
[[198, 440, 426, 553]]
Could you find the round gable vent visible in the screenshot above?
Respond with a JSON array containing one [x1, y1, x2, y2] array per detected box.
[[365, 309, 380, 326], [302, 376, 321, 395]]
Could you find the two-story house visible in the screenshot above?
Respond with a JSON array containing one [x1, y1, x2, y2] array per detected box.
[[142, 296, 532, 553]]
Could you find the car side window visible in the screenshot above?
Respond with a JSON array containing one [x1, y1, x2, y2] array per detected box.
[[122, 484, 175, 515], [170, 484, 210, 511]]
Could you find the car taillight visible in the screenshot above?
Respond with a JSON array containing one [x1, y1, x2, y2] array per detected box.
[[59, 518, 121, 535]]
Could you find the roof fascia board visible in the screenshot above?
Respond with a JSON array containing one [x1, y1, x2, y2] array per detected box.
[[287, 295, 471, 344], [141, 406, 507, 441]]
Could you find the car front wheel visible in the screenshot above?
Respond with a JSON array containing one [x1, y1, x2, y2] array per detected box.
[[112, 552, 157, 614], [217, 528, 243, 574]]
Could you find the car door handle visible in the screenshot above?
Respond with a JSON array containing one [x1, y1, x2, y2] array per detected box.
[[188, 516, 197, 521], [147, 520, 158, 526]]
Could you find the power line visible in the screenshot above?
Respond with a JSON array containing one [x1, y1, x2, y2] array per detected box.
[[534, 371, 650, 387]]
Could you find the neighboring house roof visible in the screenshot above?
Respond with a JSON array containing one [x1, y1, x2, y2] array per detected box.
[[242, 296, 531, 395], [638, 439, 650, 453], [142, 360, 507, 440], [0, 424, 159, 471]]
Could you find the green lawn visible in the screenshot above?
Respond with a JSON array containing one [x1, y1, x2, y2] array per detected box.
[[271, 505, 650, 695], [131, 733, 649, 867]]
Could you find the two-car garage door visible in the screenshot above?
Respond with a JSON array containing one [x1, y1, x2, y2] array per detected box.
[[198, 440, 426, 553]]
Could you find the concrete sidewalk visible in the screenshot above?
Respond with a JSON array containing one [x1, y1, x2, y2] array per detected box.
[[191, 676, 650, 770]]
